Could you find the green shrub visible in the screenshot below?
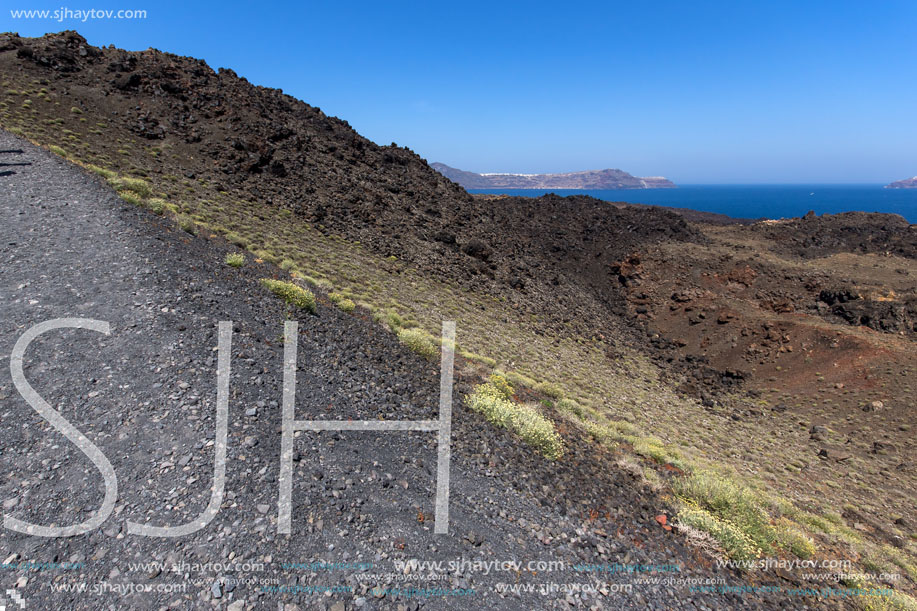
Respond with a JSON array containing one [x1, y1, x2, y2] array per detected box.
[[776, 519, 816, 559], [336, 298, 356, 313], [111, 176, 152, 197], [146, 198, 167, 215], [632, 436, 687, 470], [48, 145, 68, 157], [225, 253, 245, 268], [70, 106, 82, 114], [87, 164, 117, 180], [260, 279, 316, 313], [488, 374, 514, 399], [119, 192, 142, 206], [678, 505, 763, 564], [329, 292, 356, 313], [177, 215, 197, 235], [396, 327, 439, 359], [279, 258, 296, 271], [583, 420, 611, 443], [373, 309, 404, 332], [466, 383, 564, 460], [674, 471, 776, 554]]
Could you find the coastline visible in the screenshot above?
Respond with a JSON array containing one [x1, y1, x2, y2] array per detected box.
[[468, 184, 917, 223]]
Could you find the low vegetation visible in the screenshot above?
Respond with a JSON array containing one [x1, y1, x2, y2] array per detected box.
[[225, 252, 245, 268], [329, 291, 356, 313], [466, 378, 564, 460], [111, 175, 152, 197], [177, 215, 197, 235], [260, 278, 317, 313], [673, 471, 777, 563], [396, 327, 439, 359]]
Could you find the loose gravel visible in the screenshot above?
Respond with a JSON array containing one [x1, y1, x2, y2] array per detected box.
[[0, 130, 827, 609]]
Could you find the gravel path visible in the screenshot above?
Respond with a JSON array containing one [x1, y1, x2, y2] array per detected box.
[[0, 130, 822, 610]]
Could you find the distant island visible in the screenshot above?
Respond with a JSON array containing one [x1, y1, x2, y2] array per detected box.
[[886, 176, 917, 189], [431, 163, 677, 189]]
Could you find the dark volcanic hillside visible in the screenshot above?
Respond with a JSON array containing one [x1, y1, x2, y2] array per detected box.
[[0, 31, 700, 338], [751, 212, 917, 259]]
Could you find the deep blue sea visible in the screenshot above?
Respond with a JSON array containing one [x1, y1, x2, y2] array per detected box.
[[468, 185, 917, 223]]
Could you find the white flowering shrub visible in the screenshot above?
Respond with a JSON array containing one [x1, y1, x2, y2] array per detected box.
[[466, 383, 564, 460]]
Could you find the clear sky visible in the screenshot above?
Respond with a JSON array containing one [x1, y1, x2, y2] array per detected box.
[[3, 0, 916, 183]]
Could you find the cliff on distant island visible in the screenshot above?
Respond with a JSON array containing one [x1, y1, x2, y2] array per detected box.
[[431, 163, 677, 189], [886, 176, 917, 189]]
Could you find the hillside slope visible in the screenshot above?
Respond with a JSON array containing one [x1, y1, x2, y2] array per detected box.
[[0, 102, 794, 611], [0, 31, 696, 342]]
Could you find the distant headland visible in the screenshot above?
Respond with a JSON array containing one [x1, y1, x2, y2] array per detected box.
[[886, 176, 917, 189], [431, 163, 676, 190]]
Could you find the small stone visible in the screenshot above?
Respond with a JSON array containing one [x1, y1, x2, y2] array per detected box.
[[810, 425, 828, 441], [210, 581, 222, 599]]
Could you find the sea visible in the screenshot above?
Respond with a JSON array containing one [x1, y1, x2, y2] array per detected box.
[[468, 184, 917, 223]]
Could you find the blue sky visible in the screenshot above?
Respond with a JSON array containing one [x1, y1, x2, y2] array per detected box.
[[3, 0, 916, 183]]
